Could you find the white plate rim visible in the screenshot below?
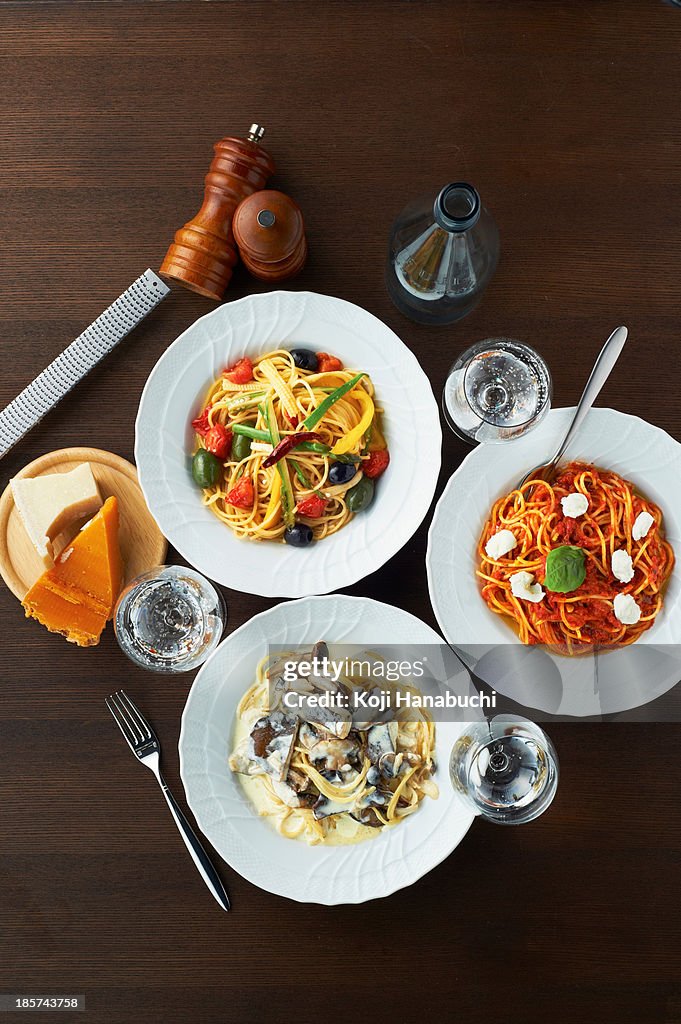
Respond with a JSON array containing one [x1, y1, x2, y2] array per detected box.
[[178, 594, 475, 905], [426, 407, 681, 716], [134, 290, 442, 598]]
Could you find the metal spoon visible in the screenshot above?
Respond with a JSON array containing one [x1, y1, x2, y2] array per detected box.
[[516, 325, 628, 490]]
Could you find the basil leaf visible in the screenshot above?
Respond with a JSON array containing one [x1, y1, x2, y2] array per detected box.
[[544, 545, 586, 593]]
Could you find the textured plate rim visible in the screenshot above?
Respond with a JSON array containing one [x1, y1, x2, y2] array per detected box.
[[426, 407, 681, 714], [134, 291, 442, 598], [178, 594, 475, 905]]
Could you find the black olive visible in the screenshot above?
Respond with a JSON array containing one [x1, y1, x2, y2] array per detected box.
[[290, 348, 319, 372], [284, 523, 314, 547], [328, 461, 357, 485]]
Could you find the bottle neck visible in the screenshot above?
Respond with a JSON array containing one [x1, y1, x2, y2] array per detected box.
[[433, 182, 481, 232]]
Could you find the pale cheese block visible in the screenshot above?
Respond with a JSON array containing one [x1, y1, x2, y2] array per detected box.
[[10, 463, 102, 568]]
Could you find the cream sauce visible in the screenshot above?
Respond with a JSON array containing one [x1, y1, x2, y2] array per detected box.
[[231, 713, 379, 846]]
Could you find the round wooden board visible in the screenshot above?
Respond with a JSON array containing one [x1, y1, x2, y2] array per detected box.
[[0, 447, 168, 601]]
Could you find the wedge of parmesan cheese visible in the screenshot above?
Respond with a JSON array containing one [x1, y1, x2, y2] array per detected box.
[[11, 463, 102, 568]]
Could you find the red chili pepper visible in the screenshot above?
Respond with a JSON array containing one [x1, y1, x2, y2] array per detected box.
[[296, 493, 329, 518], [191, 404, 213, 436], [223, 356, 254, 384], [316, 352, 343, 373], [363, 449, 390, 479], [204, 423, 232, 459], [284, 411, 299, 428], [225, 476, 255, 509], [262, 432, 323, 468]]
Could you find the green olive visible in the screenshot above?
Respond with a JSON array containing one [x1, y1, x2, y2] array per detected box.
[[192, 449, 221, 488], [231, 432, 252, 462], [346, 476, 375, 512]]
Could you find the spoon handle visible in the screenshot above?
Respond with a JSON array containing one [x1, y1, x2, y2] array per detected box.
[[550, 325, 628, 467]]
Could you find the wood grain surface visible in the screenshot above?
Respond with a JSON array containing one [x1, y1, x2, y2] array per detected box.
[[0, 3, 680, 1023]]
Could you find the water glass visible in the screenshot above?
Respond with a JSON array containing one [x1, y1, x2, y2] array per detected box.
[[449, 715, 559, 825], [114, 565, 226, 673], [442, 338, 551, 443]]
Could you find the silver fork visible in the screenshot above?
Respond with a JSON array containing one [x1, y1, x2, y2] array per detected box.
[[105, 690, 230, 912]]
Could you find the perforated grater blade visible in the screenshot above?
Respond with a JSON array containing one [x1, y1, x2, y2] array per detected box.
[[0, 269, 170, 460]]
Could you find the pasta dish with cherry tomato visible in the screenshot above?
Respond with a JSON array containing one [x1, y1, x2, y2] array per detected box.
[[190, 349, 390, 547], [477, 462, 674, 652]]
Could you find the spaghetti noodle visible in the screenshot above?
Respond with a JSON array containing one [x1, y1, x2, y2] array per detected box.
[[229, 649, 438, 846], [190, 349, 389, 544], [477, 461, 674, 652]]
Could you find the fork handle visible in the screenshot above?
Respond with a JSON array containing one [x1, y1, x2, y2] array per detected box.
[[551, 325, 628, 466], [158, 776, 231, 912]]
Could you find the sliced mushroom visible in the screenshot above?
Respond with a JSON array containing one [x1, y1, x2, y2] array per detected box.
[[353, 687, 393, 730], [350, 787, 390, 828], [305, 703, 353, 740], [286, 766, 312, 794], [378, 750, 422, 779], [307, 732, 362, 772], [311, 640, 329, 661], [298, 722, 320, 750], [228, 739, 266, 777], [270, 777, 317, 809], [366, 721, 399, 765], [248, 711, 299, 781], [312, 793, 349, 820], [270, 642, 353, 737]]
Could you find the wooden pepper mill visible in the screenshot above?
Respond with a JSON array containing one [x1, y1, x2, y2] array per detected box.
[[160, 124, 275, 301], [232, 190, 307, 281]]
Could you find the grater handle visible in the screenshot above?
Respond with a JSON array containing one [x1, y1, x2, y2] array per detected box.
[[0, 269, 170, 461]]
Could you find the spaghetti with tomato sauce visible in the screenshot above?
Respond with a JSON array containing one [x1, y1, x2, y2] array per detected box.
[[477, 461, 674, 652]]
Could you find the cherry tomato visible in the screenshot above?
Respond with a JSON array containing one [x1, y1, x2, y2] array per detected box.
[[296, 493, 328, 518], [191, 405, 213, 437], [223, 356, 254, 384], [204, 423, 232, 459], [364, 449, 390, 479], [316, 352, 343, 373], [225, 476, 255, 509]]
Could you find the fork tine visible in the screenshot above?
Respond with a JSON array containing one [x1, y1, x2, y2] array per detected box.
[[109, 691, 144, 744], [118, 690, 152, 742], [105, 694, 139, 751]]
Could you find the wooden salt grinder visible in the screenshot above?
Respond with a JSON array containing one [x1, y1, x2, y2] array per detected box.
[[160, 124, 275, 301], [232, 190, 307, 281]]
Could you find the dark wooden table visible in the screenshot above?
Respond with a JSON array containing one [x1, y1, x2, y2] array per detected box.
[[1, 3, 680, 1022]]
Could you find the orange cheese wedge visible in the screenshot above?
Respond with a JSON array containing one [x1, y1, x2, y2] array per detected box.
[[22, 496, 123, 647]]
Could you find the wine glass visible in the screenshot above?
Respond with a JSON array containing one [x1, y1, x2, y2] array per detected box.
[[114, 565, 226, 673], [449, 715, 559, 825], [442, 338, 552, 443]]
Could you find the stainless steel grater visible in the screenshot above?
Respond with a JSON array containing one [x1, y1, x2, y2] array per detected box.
[[0, 269, 170, 460]]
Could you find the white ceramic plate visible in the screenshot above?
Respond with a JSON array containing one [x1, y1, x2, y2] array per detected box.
[[178, 595, 475, 905], [135, 291, 441, 597], [427, 408, 681, 716]]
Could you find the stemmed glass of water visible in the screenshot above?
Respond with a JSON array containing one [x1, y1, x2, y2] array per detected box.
[[442, 338, 552, 443], [114, 565, 226, 673], [449, 715, 559, 825]]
